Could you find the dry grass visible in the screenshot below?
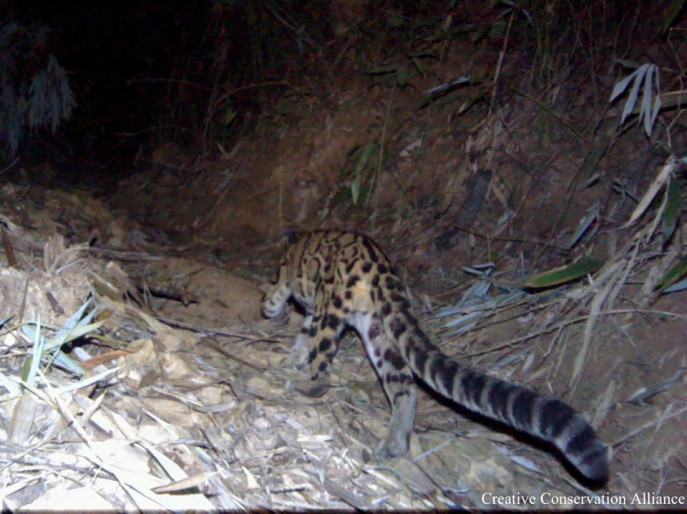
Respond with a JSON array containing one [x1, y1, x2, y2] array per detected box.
[[1, 151, 686, 509]]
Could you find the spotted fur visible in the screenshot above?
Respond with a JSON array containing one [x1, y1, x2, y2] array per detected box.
[[262, 230, 608, 482]]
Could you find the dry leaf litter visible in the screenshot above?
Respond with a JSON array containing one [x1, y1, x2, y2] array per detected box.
[[0, 177, 685, 510]]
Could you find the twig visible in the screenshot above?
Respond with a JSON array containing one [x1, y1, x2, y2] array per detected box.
[[491, 7, 515, 108], [203, 339, 266, 372], [1, 227, 17, 267], [461, 308, 685, 358], [153, 315, 282, 344], [610, 404, 687, 447]]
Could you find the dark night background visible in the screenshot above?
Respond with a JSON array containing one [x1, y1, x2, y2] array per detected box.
[[6, 1, 207, 178], [0, 1, 686, 508]]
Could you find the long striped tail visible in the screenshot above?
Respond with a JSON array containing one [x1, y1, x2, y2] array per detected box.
[[402, 337, 608, 481]]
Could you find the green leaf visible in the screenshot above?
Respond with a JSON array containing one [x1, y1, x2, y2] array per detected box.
[[23, 316, 45, 388], [523, 258, 604, 289], [45, 320, 106, 350], [223, 107, 238, 125], [408, 50, 437, 59], [387, 13, 404, 27], [396, 65, 408, 87], [53, 349, 86, 376], [350, 143, 376, 204], [471, 24, 490, 43], [656, 256, 687, 292], [662, 0, 686, 35], [568, 205, 600, 249], [412, 17, 439, 28], [488, 20, 506, 40], [456, 87, 488, 112], [662, 179, 682, 243], [0, 371, 21, 396], [410, 57, 425, 76], [275, 98, 298, 115], [351, 175, 360, 205], [365, 64, 399, 75]]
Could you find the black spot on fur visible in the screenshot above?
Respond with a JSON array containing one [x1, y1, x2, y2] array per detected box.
[[385, 276, 396, 290], [413, 346, 429, 371], [381, 303, 392, 316], [319, 338, 332, 353], [384, 348, 406, 370], [400, 373, 414, 385], [362, 261, 373, 273], [326, 313, 341, 330], [345, 260, 356, 274], [318, 361, 328, 372], [362, 238, 379, 263], [378, 263, 388, 274], [333, 295, 343, 309], [390, 293, 410, 310], [345, 290, 352, 300], [401, 307, 417, 325], [368, 322, 382, 339], [390, 317, 407, 338], [308, 348, 318, 363], [371, 274, 380, 287], [346, 275, 359, 288]]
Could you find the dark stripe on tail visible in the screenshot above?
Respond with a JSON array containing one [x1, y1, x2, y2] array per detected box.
[[403, 342, 608, 482]]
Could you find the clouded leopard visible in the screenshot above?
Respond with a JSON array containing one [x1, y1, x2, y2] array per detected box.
[[262, 230, 608, 482]]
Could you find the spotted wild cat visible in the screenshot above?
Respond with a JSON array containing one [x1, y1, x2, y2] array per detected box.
[[262, 230, 608, 482]]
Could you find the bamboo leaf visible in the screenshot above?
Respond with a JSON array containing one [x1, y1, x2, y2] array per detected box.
[[621, 67, 644, 125], [656, 256, 687, 293], [662, 179, 682, 243], [53, 349, 86, 376], [387, 13, 404, 28], [350, 143, 376, 204], [623, 155, 681, 227], [664, 278, 687, 293], [568, 204, 600, 249], [45, 320, 106, 350], [23, 316, 45, 388], [365, 64, 399, 75], [410, 56, 425, 76], [351, 176, 360, 205], [641, 65, 654, 135], [662, 0, 686, 34], [396, 65, 408, 87], [523, 258, 604, 289], [609, 67, 638, 103]]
